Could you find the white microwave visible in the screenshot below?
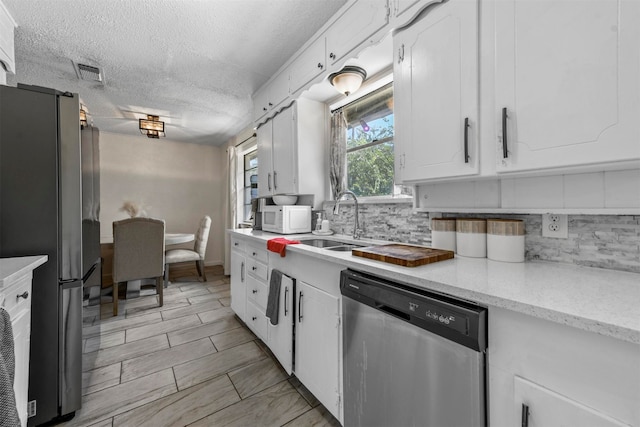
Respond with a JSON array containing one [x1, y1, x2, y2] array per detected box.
[[262, 205, 311, 234]]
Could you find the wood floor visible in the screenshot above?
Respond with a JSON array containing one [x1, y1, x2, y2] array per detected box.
[[65, 268, 340, 427]]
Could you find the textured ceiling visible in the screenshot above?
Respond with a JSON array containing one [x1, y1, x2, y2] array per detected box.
[[3, 0, 348, 145]]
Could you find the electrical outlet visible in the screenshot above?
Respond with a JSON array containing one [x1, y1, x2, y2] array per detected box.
[[542, 214, 568, 238]]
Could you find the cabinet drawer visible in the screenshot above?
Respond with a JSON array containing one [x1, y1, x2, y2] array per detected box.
[[0, 274, 32, 317], [231, 237, 245, 253], [247, 259, 268, 281], [247, 275, 268, 310], [247, 244, 268, 264], [245, 300, 268, 340]]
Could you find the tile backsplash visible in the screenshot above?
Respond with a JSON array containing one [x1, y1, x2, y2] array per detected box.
[[325, 202, 640, 274]]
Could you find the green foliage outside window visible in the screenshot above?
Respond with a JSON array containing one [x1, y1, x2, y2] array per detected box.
[[346, 117, 395, 198]]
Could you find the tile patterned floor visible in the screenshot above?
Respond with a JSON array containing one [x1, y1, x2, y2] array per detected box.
[[66, 271, 341, 427]]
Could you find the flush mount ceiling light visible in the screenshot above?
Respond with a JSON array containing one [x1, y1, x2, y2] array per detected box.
[[139, 115, 165, 139], [79, 106, 88, 128], [329, 66, 367, 96]]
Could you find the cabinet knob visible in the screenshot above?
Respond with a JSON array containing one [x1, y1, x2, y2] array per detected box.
[[317, 62, 323, 69], [263, 107, 268, 112], [252, 252, 257, 256], [329, 52, 335, 59], [252, 289, 258, 294], [17, 291, 29, 300], [234, 242, 239, 246], [252, 266, 257, 271], [268, 102, 273, 107], [252, 316, 257, 321]]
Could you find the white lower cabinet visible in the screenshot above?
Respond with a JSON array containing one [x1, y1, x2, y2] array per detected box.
[[229, 238, 246, 321], [1, 270, 35, 427], [513, 376, 629, 427], [294, 281, 341, 420], [267, 274, 294, 375], [488, 307, 639, 427]]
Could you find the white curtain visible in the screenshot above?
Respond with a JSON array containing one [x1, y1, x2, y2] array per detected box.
[[223, 145, 237, 275], [329, 110, 347, 199]]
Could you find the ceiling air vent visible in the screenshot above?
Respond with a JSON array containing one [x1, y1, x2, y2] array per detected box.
[[73, 62, 103, 83]]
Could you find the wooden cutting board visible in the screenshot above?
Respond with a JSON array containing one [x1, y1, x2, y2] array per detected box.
[[352, 244, 454, 267]]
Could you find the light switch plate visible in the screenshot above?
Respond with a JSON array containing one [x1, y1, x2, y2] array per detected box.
[[542, 214, 568, 238]]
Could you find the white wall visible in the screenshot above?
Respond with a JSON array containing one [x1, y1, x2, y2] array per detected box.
[[99, 131, 225, 266]]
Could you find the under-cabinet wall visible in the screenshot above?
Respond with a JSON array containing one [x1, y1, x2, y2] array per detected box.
[[324, 202, 640, 273]]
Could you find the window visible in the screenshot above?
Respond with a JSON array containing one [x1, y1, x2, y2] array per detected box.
[[341, 83, 408, 198], [242, 149, 258, 222]]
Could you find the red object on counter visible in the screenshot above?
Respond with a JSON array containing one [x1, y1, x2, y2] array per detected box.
[[267, 237, 300, 257]]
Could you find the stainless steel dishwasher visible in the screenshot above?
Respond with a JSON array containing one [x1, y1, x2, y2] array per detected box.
[[341, 269, 488, 427]]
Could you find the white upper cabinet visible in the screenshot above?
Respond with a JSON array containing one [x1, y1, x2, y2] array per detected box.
[[289, 36, 326, 95], [253, 70, 290, 122], [392, 0, 422, 18], [256, 98, 326, 205], [257, 120, 274, 197], [326, 0, 390, 66], [271, 105, 296, 195], [495, 0, 640, 173], [0, 2, 16, 74], [394, 0, 479, 182]]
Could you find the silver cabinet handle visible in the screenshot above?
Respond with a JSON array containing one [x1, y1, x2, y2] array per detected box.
[[268, 173, 272, 191], [17, 291, 29, 300], [521, 403, 530, 427], [464, 117, 470, 163], [298, 292, 303, 322], [240, 261, 245, 282], [502, 107, 509, 159], [284, 287, 289, 317], [273, 171, 278, 190]]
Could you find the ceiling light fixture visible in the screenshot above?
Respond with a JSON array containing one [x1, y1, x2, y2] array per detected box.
[[329, 66, 367, 96], [79, 106, 88, 128], [139, 115, 165, 139]]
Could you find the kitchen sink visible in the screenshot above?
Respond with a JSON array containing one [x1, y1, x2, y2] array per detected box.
[[299, 239, 347, 248], [325, 244, 366, 252], [299, 239, 368, 252]]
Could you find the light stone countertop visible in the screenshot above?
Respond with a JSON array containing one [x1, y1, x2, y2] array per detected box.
[[0, 255, 48, 288], [230, 229, 640, 344]]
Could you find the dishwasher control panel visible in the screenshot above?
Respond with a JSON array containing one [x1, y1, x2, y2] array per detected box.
[[340, 269, 487, 351]]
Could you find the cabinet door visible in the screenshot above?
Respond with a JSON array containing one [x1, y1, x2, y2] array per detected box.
[[269, 70, 290, 111], [252, 85, 270, 122], [289, 36, 326, 94], [267, 274, 294, 375], [495, 0, 640, 172], [295, 281, 341, 420], [326, 0, 389, 66], [256, 120, 273, 197], [12, 308, 30, 427], [394, 0, 479, 182], [230, 250, 246, 321], [271, 105, 296, 195], [514, 376, 628, 427]]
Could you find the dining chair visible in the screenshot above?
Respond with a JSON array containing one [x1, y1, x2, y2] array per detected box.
[[165, 215, 211, 285], [112, 217, 165, 316]]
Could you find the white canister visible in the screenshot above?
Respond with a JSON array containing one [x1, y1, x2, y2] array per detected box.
[[487, 219, 525, 263], [456, 219, 487, 258], [431, 218, 456, 252]]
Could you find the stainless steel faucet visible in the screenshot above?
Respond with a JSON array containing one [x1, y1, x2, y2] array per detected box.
[[333, 190, 361, 239]]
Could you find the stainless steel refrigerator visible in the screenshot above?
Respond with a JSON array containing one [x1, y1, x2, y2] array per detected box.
[[0, 84, 100, 425]]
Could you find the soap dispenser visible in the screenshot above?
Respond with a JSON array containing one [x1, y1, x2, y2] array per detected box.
[[314, 212, 323, 232]]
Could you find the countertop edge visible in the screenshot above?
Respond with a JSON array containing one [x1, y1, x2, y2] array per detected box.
[[229, 229, 640, 345], [0, 255, 48, 288]]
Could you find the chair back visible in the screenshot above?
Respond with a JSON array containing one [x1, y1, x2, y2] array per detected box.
[[193, 215, 212, 259], [113, 217, 165, 283]]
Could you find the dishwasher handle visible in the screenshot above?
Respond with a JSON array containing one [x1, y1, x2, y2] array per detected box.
[[377, 304, 410, 321]]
